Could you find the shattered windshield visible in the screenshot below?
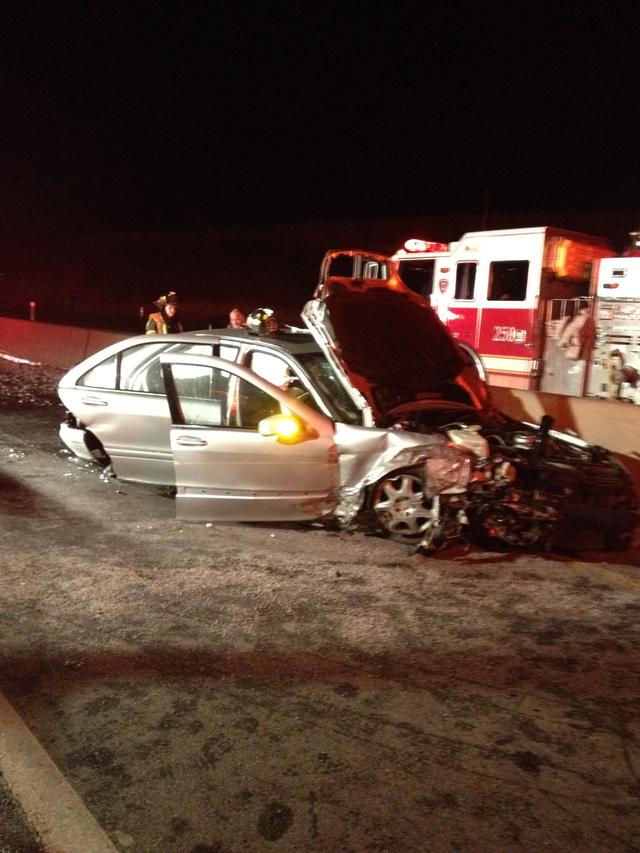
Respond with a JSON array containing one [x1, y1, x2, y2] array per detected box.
[[296, 352, 363, 425]]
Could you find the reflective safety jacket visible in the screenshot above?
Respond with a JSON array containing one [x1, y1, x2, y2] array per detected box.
[[145, 312, 168, 334], [145, 312, 183, 334]]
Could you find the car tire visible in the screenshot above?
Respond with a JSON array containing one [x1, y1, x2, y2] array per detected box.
[[370, 467, 435, 541]]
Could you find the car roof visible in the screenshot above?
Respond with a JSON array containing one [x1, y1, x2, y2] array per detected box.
[[174, 326, 320, 355], [59, 326, 324, 386]]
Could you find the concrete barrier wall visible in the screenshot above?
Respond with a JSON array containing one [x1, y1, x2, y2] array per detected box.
[[0, 317, 128, 369], [490, 386, 640, 492], [3, 316, 639, 493]]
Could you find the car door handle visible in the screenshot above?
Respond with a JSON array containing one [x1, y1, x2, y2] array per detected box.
[[80, 396, 109, 406], [176, 435, 208, 446]]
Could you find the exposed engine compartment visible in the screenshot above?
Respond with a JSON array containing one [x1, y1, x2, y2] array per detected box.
[[385, 407, 639, 552]]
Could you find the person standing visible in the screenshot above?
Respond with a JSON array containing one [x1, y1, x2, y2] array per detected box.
[[227, 307, 247, 328], [145, 292, 183, 334]]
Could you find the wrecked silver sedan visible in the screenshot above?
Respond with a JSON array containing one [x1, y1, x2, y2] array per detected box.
[[58, 250, 639, 552], [57, 329, 475, 547]]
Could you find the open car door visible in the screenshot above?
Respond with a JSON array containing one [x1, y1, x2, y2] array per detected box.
[[160, 354, 339, 522]]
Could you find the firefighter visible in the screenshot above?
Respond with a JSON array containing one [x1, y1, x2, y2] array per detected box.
[[145, 292, 183, 334]]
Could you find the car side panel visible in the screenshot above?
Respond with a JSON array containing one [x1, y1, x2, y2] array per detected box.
[[171, 426, 338, 521], [162, 353, 340, 521], [61, 388, 174, 484]]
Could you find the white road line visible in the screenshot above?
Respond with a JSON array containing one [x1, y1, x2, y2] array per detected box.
[[0, 689, 117, 853], [0, 351, 42, 365]]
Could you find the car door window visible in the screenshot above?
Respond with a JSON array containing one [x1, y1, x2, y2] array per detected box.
[[77, 342, 238, 393], [218, 344, 238, 362], [160, 343, 239, 389], [171, 364, 282, 430], [247, 349, 317, 407], [248, 351, 291, 387], [120, 343, 171, 392], [234, 376, 281, 429], [123, 343, 218, 393], [172, 363, 281, 430], [172, 363, 230, 427], [79, 342, 172, 391]]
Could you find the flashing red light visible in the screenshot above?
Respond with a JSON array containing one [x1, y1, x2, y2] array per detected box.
[[403, 238, 449, 253]]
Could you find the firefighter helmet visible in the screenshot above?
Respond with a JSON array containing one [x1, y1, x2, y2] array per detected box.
[[154, 291, 179, 307], [246, 307, 278, 335]]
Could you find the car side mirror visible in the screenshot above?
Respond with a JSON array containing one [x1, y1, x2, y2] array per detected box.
[[258, 414, 318, 444]]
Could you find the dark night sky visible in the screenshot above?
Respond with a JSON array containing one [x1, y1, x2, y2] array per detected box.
[[1, 1, 639, 243]]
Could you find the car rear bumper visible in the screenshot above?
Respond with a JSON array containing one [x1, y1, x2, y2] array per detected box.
[[59, 421, 93, 461]]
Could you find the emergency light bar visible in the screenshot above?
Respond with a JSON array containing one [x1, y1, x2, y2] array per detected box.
[[403, 238, 449, 253]]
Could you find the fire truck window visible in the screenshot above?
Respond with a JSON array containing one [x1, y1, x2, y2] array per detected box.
[[398, 260, 435, 297], [327, 254, 354, 277], [362, 259, 388, 279], [488, 261, 529, 301], [454, 263, 477, 299]]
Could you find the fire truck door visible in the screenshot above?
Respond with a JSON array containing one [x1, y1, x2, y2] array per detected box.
[[475, 260, 538, 388]]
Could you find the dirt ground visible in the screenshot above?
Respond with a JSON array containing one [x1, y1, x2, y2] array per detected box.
[[0, 357, 639, 852]]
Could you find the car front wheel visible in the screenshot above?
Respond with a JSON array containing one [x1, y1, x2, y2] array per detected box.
[[370, 468, 435, 541]]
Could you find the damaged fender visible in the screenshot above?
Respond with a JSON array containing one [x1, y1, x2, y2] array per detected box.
[[331, 423, 472, 525]]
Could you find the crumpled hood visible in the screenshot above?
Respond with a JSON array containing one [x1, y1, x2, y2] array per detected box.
[[302, 264, 488, 421]]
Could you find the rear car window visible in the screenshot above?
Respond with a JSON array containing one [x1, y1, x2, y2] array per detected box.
[[77, 351, 120, 389], [78, 342, 238, 392]]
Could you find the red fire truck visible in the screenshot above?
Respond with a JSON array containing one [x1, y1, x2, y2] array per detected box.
[[392, 227, 612, 390], [583, 256, 640, 404]]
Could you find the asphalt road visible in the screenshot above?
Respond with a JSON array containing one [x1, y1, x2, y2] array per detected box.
[[0, 770, 44, 852], [0, 362, 639, 852]]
